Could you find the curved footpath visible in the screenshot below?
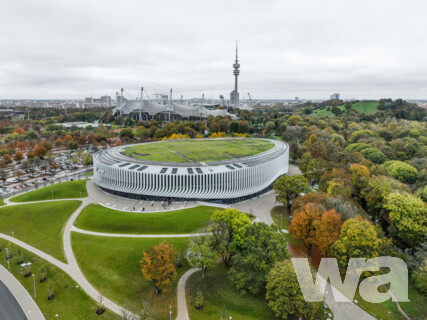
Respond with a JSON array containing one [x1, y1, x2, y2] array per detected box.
[[175, 268, 201, 320], [71, 226, 207, 238], [0, 265, 44, 320]]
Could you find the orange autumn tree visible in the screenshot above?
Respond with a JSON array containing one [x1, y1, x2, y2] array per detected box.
[[289, 203, 323, 257], [313, 209, 343, 257], [140, 241, 177, 294]]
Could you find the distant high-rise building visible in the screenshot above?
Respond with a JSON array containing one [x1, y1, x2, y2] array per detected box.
[[295, 97, 299, 103], [100, 95, 111, 106], [330, 93, 340, 100], [85, 95, 111, 106], [232, 41, 240, 108]]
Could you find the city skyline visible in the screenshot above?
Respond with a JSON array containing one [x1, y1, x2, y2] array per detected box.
[[1, 0, 427, 100]]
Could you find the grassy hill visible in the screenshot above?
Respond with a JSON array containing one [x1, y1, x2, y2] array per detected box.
[[312, 100, 379, 117]]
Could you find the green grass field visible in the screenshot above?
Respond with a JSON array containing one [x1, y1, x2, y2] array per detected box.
[[312, 100, 379, 117], [74, 205, 216, 234], [124, 138, 274, 163], [71, 233, 190, 320], [312, 105, 345, 117], [186, 264, 276, 320], [0, 239, 116, 320], [10, 180, 88, 202], [0, 201, 81, 262], [354, 281, 427, 320], [351, 100, 379, 115]]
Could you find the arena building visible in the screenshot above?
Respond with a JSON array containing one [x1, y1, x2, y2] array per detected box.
[[93, 138, 289, 203]]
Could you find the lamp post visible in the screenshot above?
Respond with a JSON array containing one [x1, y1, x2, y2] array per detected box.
[[32, 273, 36, 299], [169, 305, 172, 320], [12, 231, 14, 238], [5, 247, 10, 270], [80, 191, 81, 198], [51, 190, 53, 200], [55, 314, 59, 320]]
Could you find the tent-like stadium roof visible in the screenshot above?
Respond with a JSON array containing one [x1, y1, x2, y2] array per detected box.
[[112, 100, 236, 119]]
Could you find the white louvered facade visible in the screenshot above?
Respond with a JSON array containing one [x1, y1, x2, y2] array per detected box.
[[93, 138, 289, 202]]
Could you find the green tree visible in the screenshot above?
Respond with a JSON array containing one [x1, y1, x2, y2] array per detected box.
[[266, 260, 320, 319], [362, 175, 409, 219], [298, 152, 313, 177], [119, 127, 134, 141], [228, 223, 290, 294], [273, 174, 310, 211], [331, 217, 381, 271], [83, 154, 93, 166], [186, 235, 217, 278], [361, 147, 388, 164], [384, 193, 427, 243], [209, 208, 252, 267], [383, 160, 418, 184]]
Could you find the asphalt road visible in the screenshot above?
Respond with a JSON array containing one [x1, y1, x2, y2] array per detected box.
[[0, 281, 27, 320]]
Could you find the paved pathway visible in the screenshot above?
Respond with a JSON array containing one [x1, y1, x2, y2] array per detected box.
[[175, 268, 201, 320], [71, 226, 207, 238], [0, 265, 45, 320]]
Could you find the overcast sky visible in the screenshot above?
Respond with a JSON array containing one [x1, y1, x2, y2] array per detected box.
[[1, 0, 427, 100]]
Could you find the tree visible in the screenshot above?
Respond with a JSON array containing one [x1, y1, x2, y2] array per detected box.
[[298, 152, 313, 177], [195, 290, 204, 309], [349, 163, 370, 200], [289, 203, 323, 256], [186, 235, 217, 278], [331, 105, 342, 116], [266, 260, 320, 320], [331, 216, 381, 271], [361, 148, 388, 164], [362, 175, 409, 219], [383, 160, 418, 184], [273, 174, 310, 211], [2, 154, 12, 165], [313, 209, 343, 256], [140, 241, 177, 294], [264, 121, 275, 136], [384, 193, 427, 244], [209, 208, 251, 267], [228, 223, 290, 294], [120, 127, 134, 141], [83, 154, 93, 166], [33, 145, 48, 158], [13, 151, 24, 161], [408, 242, 427, 294]]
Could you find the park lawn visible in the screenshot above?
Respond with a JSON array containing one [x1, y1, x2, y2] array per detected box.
[[0, 201, 81, 262], [124, 138, 274, 162], [0, 198, 4, 206], [312, 105, 345, 117], [186, 263, 276, 320], [71, 233, 190, 320], [9, 180, 88, 202], [74, 204, 216, 234], [354, 281, 427, 320], [0, 239, 116, 320], [83, 171, 93, 175], [270, 205, 304, 246], [351, 100, 379, 115]]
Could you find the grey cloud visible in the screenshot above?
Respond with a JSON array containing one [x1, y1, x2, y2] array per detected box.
[[0, 0, 426, 99]]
